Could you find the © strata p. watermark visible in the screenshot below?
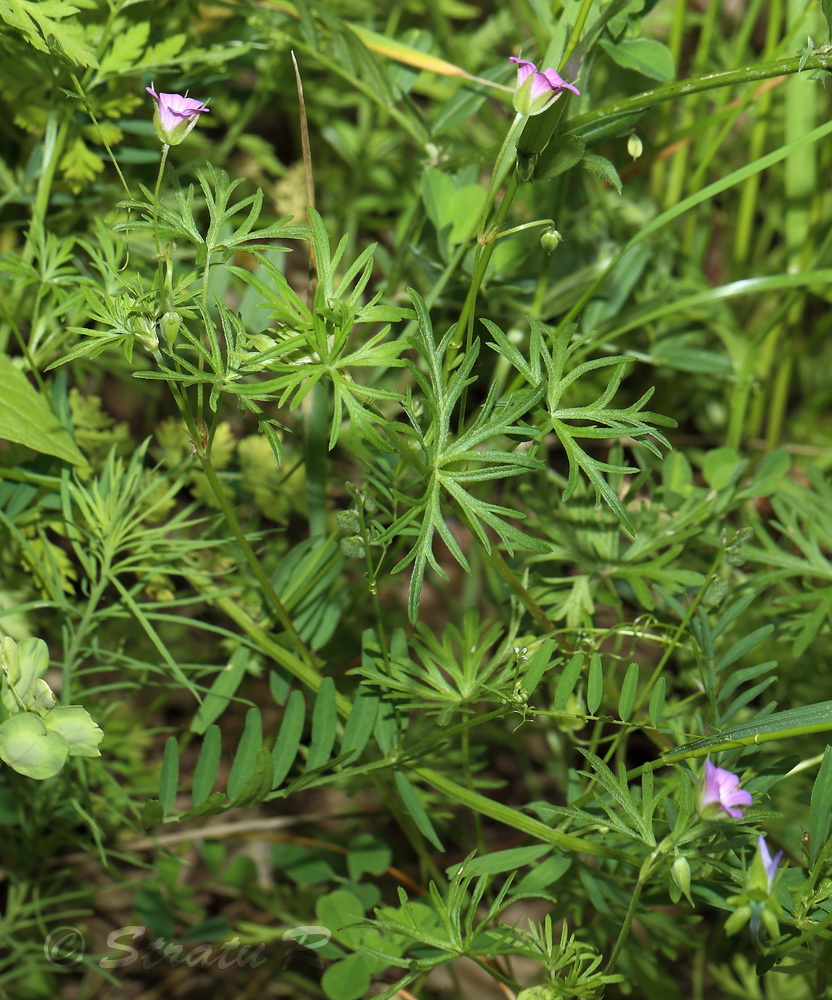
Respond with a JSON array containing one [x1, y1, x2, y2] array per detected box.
[[43, 924, 331, 970]]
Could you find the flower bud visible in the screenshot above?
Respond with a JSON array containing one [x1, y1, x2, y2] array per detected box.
[[132, 316, 159, 352], [671, 856, 693, 906], [160, 310, 182, 351], [540, 227, 562, 254], [628, 133, 643, 160]]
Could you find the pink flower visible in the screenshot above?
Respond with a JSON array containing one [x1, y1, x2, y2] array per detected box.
[[146, 85, 209, 146], [510, 57, 580, 116], [696, 760, 753, 820]]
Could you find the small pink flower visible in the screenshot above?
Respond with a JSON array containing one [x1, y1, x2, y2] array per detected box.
[[696, 760, 753, 820], [510, 57, 580, 116], [146, 85, 209, 146]]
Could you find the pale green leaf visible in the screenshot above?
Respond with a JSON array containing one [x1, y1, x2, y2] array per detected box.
[[0, 356, 88, 467]]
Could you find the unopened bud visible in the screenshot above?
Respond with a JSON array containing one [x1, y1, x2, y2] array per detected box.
[[628, 133, 643, 160], [132, 316, 158, 351], [671, 856, 693, 906], [160, 310, 182, 351], [540, 227, 562, 254]]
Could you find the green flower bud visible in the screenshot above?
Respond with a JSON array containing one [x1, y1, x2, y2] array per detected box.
[[671, 856, 693, 906], [540, 227, 562, 254], [160, 310, 182, 351], [132, 316, 159, 352]]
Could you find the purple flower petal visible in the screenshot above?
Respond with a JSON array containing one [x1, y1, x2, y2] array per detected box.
[[541, 68, 581, 95], [509, 56, 537, 86], [697, 760, 753, 820], [757, 834, 783, 890]]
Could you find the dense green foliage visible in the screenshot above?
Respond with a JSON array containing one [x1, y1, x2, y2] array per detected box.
[[2, 0, 832, 997]]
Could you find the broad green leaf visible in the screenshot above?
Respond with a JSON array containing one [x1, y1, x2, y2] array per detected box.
[[394, 770, 444, 851], [618, 663, 639, 721], [191, 647, 250, 734], [305, 676, 337, 772], [520, 639, 558, 698], [158, 736, 179, 814], [587, 653, 603, 715], [95, 20, 150, 79], [599, 37, 676, 82], [340, 685, 378, 764], [0, 713, 68, 779], [192, 725, 221, 807], [227, 708, 262, 800], [141, 798, 164, 829], [581, 152, 623, 194], [320, 951, 372, 1000], [346, 834, 392, 881], [535, 134, 586, 181], [445, 844, 550, 878], [648, 676, 666, 729], [702, 447, 744, 491], [229, 746, 273, 807], [44, 705, 103, 757], [0, 356, 87, 467], [272, 690, 305, 789], [554, 652, 584, 711]]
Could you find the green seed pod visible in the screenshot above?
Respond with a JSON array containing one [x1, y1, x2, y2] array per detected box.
[[340, 535, 366, 559], [336, 509, 361, 535], [628, 132, 644, 160]]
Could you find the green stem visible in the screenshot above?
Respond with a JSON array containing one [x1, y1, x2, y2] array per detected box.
[[633, 547, 723, 714], [152, 144, 170, 261], [450, 171, 521, 364], [358, 507, 391, 675], [477, 113, 525, 240], [567, 52, 832, 139], [411, 764, 634, 863], [162, 373, 319, 675], [23, 107, 70, 264], [605, 848, 660, 973], [196, 455, 319, 673]]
